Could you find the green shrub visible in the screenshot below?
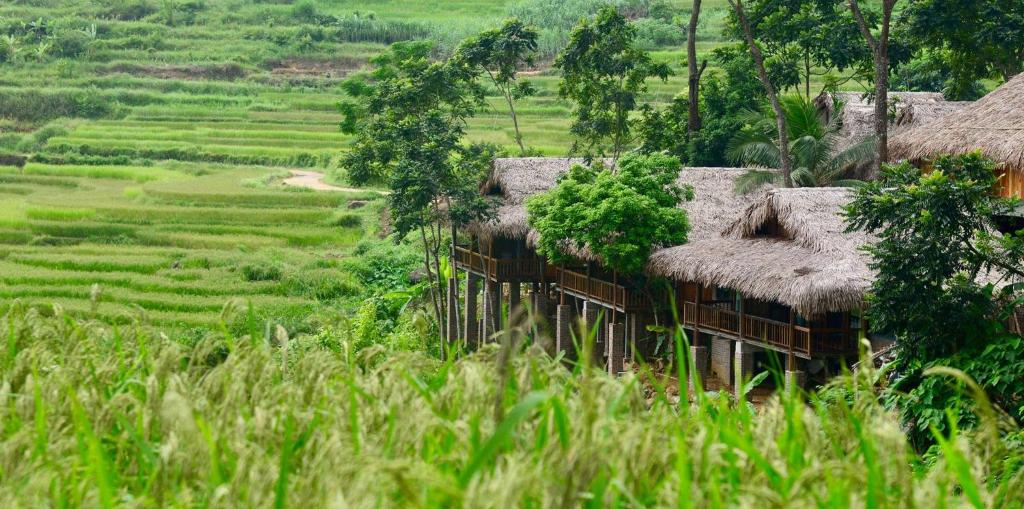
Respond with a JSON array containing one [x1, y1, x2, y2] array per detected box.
[[328, 212, 362, 228], [48, 30, 91, 58], [633, 18, 684, 49], [241, 262, 283, 282], [0, 89, 119, 122], [290, 0, 319, 23], [103, 0, 159, 21], [284, 268, 361, 300]]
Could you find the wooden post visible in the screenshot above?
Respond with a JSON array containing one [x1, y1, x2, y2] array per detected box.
[[509, 279, 521, 322], [694, 283, 703, 347], [741, 290, 749, 340], [464, 272, 479, 347], [446, 277, 458, 346], [787, 308, 796, 371], [843, 310, 852, 350]]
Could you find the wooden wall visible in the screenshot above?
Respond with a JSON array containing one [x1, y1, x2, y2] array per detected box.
[[996, 166, 1024, 199]]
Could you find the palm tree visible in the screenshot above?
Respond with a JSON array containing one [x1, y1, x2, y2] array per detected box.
[[728, 94, 875, 194]]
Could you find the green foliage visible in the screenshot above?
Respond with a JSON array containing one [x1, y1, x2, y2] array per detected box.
[[637, 44, 774, 167], [846, 153, 1024, 447], [900, 0, 1024, 83], [527, 153, 691, 274], [890, 51, 987, 101], [453, 18, 539, 154], [728, 94, 872, 192], [0, 89, 118, 122], [555, 6, 670, 160], [893, 336, 1024, 448], [241, 262, 283, 282], [846, 153, 1024, 363], [726, 0, 873, 96]]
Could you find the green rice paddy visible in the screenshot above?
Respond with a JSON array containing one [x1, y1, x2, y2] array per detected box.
[[0, 160, 378, 332]]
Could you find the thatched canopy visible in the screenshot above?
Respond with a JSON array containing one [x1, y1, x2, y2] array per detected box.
[[814, 91, 950, 153], [895, 101, 971, 128], [470, 158, 760, 250], [890, 73, 1024, 169], [648, 188, 874, 316]]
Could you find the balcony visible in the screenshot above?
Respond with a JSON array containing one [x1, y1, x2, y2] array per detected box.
[[452, 246, 542, 281], [682, 301, 857, 357], [548, 266, 650, 312]]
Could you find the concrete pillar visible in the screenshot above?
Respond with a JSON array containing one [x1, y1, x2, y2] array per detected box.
[[446, 277, 458, 346], [689, 345, 708, 396], [464, 273, 479, 347], [733, 341, 755, 400], [785, 369, 806, 392], [607, 323, 625, 375], [556, 304, 573, 357], [710, 336, 733, 388]]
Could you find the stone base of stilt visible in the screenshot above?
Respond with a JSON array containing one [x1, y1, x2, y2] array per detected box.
[[688, 345, 708, 395], [556, 304, 573, 357], [785, 370, 806, 392], [607, 323, 625, 375], [733, 342, 755, 400]]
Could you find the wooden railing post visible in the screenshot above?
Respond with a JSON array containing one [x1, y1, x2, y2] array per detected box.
[[694, 283, 703, 347], [737, 294, 745, 340], [787, 309, 796, 370]]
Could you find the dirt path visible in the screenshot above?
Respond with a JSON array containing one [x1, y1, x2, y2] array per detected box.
[[282, 170, 384, 194]]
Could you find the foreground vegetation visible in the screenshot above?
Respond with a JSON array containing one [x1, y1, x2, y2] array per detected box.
[[1, 306, 1022, 507]]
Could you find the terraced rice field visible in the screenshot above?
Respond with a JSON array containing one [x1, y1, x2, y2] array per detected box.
[[0, 160, 381, 333]]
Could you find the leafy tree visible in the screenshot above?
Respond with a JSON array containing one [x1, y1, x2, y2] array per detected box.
[[453, 19, 539, 155], [889, 50, 986, 101], [339, 41, 492, 348], [526, 153, 693, 276], [555, 6, 671, 162], [900, 0, 1024, 84], [845, 153, 1024, 445], [638, 44, 790, 166], [726, 0, 874, 98], [729, 94, 873, 192]]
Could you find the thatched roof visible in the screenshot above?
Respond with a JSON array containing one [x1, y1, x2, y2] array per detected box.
[[471, 158, 760, 248], [894, 101, 971, 128], [648, 188, 874, 315], [815, 91, 949, 153], [890, 73, 1024, 168]]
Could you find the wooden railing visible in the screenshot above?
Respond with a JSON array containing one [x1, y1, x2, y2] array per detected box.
[[683, 302, 856, 356], [553, 267, 649, 311], [452, 246, 541, 280]]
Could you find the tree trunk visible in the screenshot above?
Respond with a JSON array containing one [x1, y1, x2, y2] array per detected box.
[[804, 51, 811, 99], [849, 0, 895, 175], [419, 223, 444, 353], [687, 0, 703, 133], [730, 0, 793, 187], [448, 211, 462, 342]]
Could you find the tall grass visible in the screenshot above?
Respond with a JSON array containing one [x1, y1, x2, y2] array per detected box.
[[0, 306, 1020, 507]]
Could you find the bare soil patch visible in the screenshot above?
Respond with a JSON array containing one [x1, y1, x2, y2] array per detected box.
[[265, 57, 366, 78], [102, 63, 247, 81]]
